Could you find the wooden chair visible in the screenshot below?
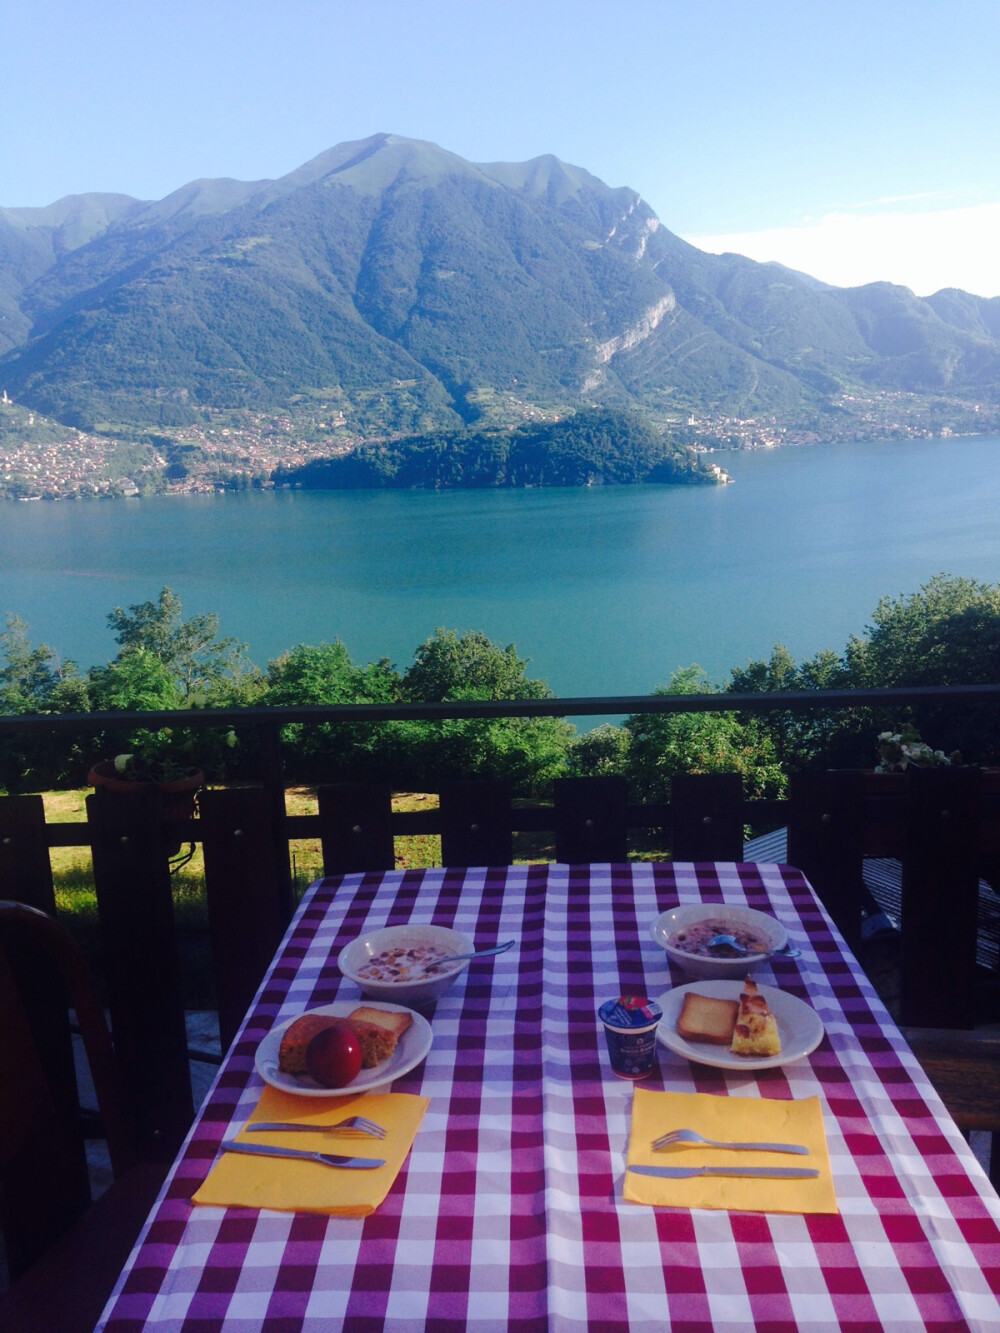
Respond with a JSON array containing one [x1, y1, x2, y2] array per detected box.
[[899, 1026, 1000, 1190], [0, 900, 166, 1332], [896, 767, 1000, 1188]]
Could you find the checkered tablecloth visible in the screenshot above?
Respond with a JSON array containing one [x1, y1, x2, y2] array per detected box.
[[97, 862, 1000, 1331]]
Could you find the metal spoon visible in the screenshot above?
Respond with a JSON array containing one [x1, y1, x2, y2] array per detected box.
[[707, 933, 801, 959], [424, 939, 516, 972]]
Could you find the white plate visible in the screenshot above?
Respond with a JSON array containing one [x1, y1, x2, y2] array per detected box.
[[655, 980, 825, 1071], [255, 1001, 432, 1097]]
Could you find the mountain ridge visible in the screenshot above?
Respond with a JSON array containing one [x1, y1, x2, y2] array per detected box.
[[1, 134, 999, 448]]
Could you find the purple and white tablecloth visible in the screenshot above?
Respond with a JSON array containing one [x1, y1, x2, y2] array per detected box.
[[98, 862, 1000, 1331]]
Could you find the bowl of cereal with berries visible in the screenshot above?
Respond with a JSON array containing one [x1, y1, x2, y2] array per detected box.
[[338, 924, 475, 1003]]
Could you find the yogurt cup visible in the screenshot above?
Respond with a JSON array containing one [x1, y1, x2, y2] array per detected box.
[[598, 995, 663, 1079]]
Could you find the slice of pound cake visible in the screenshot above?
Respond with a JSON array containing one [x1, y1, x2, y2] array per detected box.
[[675, 992, 739, 1046], [348, 1006, 413, 1068]]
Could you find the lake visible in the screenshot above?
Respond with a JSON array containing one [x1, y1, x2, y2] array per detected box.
[[2, 433, 1000, 715]]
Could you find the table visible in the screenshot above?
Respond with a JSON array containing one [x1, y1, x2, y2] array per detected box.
[[97, 863, 1000, 1331]]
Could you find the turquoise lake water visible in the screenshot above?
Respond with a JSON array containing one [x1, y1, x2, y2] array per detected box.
[[2, 433, 999, 710]]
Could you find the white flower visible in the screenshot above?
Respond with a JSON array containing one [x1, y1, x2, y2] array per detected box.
[[114, 753, 133, 773]]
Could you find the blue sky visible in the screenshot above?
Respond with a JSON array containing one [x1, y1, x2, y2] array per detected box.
[[2, 0, 998, 296]]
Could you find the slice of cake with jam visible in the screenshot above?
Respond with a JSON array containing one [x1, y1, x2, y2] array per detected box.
[[730, 976, 781, 1057]]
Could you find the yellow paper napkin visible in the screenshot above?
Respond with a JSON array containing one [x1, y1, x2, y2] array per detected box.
[[624, 1088, 837, 1214], [192, 1086, 429, 1217]]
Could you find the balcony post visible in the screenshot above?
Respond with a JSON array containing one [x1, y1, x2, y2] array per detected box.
[[899, 766, 981, 1028], [258, 720, 294, 925], [200, 787, 288, 1050], [787, 770, 866, 953], [86, 785, 193, 1160], [0, 794, 57, 913], [553, 777, 628, 863], [670, 773, 744, 861]]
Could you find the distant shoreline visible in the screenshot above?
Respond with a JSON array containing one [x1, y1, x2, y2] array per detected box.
[[3, 421, 998, 502]]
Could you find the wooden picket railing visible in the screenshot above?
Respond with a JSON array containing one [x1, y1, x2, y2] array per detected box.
[[2, 685, 1000, 1162]]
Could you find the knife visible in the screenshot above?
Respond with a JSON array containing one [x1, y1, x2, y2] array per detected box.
[[628, 1164, 819, 1179], [221, 1139, 385, 1170]]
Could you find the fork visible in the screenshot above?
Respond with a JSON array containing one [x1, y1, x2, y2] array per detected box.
[[248, 1115, 386, 1139], [651, 1127, 809, 1154]]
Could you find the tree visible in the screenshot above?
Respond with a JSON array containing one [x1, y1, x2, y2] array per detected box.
[[401, 628, 551, 702], [567, 723, 631, 779], [0, 614, 90, 790], [263, 641, 399, 781], [625, 666, 785, 804], [87, 648, 181, 712], [104, 586, 261, 705], [392, 629, 571, 795], [725, 643, 857, 770], [85, 589, 261, 784], [842, 574, 1000, 762], [0, 614, 81, 714], [724, 575, 1000, 767], [265, 641, 398, 709], [844, 574, 1000, 687]]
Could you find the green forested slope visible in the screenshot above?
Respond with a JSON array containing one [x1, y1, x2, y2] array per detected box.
[[279, 410, 717, 489], [2, 134, 999, 442]]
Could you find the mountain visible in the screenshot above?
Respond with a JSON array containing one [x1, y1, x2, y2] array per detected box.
[[1, 132, 999, 442], [0, 193, 145, 353]]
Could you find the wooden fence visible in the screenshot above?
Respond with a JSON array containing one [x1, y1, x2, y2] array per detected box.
[[3, 688, 1000, 1160]]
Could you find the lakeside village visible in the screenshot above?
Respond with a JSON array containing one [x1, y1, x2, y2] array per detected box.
[[0, 387, 997, 501]]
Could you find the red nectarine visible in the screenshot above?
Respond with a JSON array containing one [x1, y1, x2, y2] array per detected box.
[[305, 1022, 362, 1088]]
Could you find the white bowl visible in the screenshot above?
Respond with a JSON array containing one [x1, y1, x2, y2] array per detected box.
[[649, 904, 788, 980], [337, 924, 474, 1003]]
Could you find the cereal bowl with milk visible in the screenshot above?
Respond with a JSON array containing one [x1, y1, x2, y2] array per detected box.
[[338, 924, 474, 1003], [649, 904, 788, 981]]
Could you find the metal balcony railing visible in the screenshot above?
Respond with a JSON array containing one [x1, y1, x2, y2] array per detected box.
[[5, 679, 1000, 846]]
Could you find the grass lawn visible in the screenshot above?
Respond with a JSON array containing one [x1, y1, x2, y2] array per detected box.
[[41, 784, 667, 1009], [44, 786, 444, 1008]]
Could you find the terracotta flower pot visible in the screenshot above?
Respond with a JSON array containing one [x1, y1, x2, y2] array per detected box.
[[88, 761, 205, 855]]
